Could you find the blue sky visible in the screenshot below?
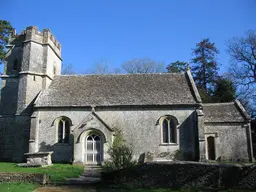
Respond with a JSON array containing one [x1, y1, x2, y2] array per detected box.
[[1, 0, 256, 74]]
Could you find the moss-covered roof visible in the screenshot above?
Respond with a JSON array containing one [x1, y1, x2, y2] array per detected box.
[[35, 73, 198, 107]]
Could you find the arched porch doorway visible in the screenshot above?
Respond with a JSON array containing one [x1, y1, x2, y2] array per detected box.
[[85, 134, 103, 165]]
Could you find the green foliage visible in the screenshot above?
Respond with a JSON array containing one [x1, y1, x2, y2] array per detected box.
[[0, 182, 38, 192], [213, 78, 236, 102], [166, 61, 188, 73], [0, 20, 13, 64], [198, 88, 214, 103], [191, 38, 219, 92], [198, 77, 236, 103], [0, 163, 84, 182], [103, 128, 136, 171]]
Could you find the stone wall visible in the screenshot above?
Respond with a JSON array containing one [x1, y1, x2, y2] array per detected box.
[[204, 123, 250, 161], [0, 116, 30, 162], [36, 107, 198, 163], [251, 120, 256, 159], [102, 162, 256, 190], [0, 172, 48, 184], [0, 78, 19, 115]]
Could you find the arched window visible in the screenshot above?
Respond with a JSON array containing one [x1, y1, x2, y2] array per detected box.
[[161, 116, 177, 144], [57, 118, 70, 143]]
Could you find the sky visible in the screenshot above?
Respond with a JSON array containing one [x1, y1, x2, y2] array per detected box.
[[1, 0, 256, 74]]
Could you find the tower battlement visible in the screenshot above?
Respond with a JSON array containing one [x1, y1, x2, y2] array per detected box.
[[9, 26, 61, 57]]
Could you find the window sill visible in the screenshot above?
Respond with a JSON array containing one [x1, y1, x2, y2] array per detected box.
[[159, 143, 178, 146]]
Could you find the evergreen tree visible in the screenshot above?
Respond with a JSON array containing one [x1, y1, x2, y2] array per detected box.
[[0, 20, 13, 65], [191, 39, 219, 92], [213, 77, 236, 102], [166, 61, 188, 73]]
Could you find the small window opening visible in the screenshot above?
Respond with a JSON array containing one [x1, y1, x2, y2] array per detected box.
[[13, 59, 18, 71], [53, 66, 56, 75], [33, 76, 36, 81]]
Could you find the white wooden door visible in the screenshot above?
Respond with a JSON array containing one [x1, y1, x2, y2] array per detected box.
[[85, 134, 102, 164]]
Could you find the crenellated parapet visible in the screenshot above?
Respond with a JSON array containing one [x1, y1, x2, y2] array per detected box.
[[8, 26, 61, 57]]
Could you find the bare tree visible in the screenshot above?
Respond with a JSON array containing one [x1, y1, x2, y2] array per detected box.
[[227, 30, 256, 90], [61, 63, 76, 75], [227, 30, 256, 115], [92, 62, 109, 74], [122, 58, 165, 74], [84, 59, 121, 74]]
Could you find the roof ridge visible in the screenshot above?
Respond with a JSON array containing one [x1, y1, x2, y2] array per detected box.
[[203, 102, 235, 106], [185, 70, 202, 103], [56, 72, 184, 77]]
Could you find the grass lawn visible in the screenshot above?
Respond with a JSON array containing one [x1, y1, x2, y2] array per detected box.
[[0, 182, 38, 192], [0, 162, 84, 182]]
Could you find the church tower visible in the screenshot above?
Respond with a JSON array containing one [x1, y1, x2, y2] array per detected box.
[[0, 26, 62, 161], [0, 26, 62, 115]]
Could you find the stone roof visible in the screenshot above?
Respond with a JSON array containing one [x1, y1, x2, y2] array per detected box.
[[35, 73, 199, 107], [203, 101, 250, 123]]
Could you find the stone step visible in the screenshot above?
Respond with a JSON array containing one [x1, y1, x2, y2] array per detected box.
[[84, 167, 102, 170], [66, 176, 101, 185], [86, 165, 101, 168], [83, 171, 101, 177], [65, 165, 103, 185]]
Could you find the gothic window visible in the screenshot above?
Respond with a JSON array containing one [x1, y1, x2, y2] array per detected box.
[[57, 118, 70, 143], [161, 116, 177, 144]]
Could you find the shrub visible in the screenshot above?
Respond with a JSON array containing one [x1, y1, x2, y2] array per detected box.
[[173, 149, 182, 161], [103, 128, 136, 171]]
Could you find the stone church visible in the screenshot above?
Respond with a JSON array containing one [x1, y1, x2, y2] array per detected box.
[[0, 26, 254, 165]]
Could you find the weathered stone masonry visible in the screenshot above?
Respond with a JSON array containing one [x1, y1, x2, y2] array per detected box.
[[0, 26, 61, 162], [0, 26, 253, 164]]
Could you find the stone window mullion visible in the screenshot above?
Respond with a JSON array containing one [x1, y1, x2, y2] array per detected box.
[[62, 120, 65, 143], [168, 119, 171, 144]]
